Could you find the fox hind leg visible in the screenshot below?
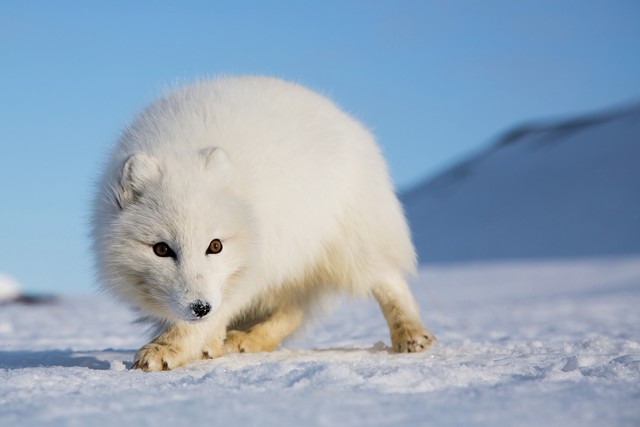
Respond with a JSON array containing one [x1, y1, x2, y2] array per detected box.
[[372, 275, 436, 353]]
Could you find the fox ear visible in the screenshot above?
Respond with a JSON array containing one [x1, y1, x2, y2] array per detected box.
[[118, 153, 162, 208], [199, 147, 233, 188]]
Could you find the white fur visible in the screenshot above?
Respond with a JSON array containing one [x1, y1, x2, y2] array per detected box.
[[92, 76, 434, 371]]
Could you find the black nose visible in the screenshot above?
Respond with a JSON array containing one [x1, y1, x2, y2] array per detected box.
[[190, 300, 211, 318]]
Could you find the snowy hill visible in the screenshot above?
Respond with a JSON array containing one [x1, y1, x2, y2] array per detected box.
[[403, 103, 640, 263]]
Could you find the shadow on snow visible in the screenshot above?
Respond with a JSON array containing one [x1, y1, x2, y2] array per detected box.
[[0, 349, 134, 370]]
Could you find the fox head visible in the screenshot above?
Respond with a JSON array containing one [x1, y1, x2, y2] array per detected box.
[[94, 147, 256, 323]]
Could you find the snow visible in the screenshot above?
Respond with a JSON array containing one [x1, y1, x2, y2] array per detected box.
[[403, 103, 640, 263], [2, 256, 639, 426], [0, 275, 20, 303]]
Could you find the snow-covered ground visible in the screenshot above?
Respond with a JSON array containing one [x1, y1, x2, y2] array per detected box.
[[1, 256, 639, 426]]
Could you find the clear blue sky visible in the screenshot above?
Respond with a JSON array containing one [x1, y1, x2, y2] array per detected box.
[[1, 1, 639, 294]]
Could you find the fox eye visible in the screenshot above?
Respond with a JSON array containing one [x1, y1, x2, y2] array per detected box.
[[153, 242, 176, 258], [206, 239, 223, 255]]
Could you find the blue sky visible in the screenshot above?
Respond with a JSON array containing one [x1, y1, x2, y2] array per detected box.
[[1, 1, 639, 294]]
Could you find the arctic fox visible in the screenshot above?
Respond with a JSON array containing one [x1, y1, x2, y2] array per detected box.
[[92, 76, 435, 371]]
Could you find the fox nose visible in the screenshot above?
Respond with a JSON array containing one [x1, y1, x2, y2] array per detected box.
[[190, 300, 211, 318]]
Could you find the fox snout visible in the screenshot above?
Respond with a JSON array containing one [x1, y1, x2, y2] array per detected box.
[[190, 300, 211, 318]]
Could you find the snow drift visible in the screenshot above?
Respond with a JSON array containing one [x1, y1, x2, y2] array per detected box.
[[0, 275, 20, 303]]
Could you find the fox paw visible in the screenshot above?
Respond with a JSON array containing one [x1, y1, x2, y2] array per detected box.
[[132, 342, 185, 372], [224, 330, 278, 354], [391, 325, 436, 353]]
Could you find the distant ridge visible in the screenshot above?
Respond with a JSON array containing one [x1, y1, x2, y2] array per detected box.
[[402, 102, 640, 264]]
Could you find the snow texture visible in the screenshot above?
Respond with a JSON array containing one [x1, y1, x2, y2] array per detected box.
[[1, 257, 639, 426]]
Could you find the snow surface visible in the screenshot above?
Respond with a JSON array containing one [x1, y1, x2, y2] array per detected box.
[[1, 256, 639, 426]]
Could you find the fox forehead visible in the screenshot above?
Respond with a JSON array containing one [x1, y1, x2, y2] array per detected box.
[[120, 181, 250, 244], [123, 204, 233, 244]]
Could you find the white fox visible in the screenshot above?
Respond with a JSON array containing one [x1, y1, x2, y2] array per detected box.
[[91, 76, 435, 371]]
